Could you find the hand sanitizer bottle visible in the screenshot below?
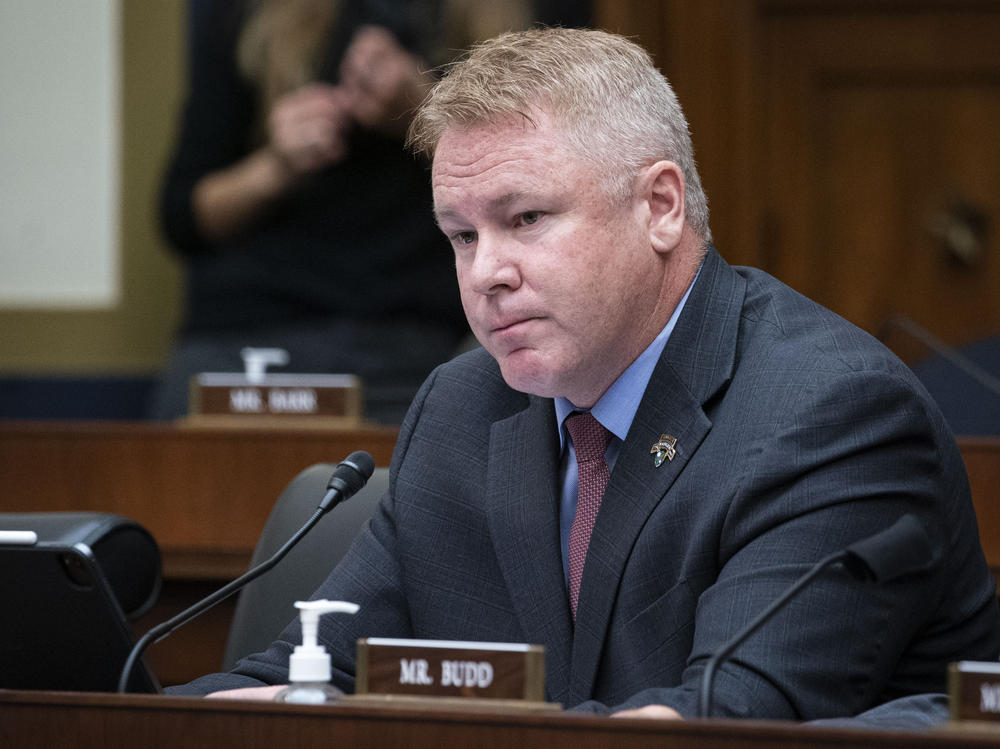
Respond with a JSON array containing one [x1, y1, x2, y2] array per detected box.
[[275, 599, 359, 704]]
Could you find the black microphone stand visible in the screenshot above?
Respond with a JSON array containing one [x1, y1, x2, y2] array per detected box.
[[118, 451, 374, 694], [118, 503, 329, 693]]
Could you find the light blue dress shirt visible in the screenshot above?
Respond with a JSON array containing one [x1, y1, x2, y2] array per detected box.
[[555, 274, 698, 582]]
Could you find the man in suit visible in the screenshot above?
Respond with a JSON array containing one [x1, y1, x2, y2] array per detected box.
[[172, 28, 1000, 721]]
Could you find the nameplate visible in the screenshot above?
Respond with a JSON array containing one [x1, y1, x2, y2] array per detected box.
[[949, 661, 1000, 723], [355, 638, 545, 702], [187, 373, 362, 426]]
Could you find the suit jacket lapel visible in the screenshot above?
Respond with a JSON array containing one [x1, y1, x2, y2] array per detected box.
[[567, 247, 747, 705], [484, 395, 575, 704]]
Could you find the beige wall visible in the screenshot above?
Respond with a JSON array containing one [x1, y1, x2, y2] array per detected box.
[[0, 1, 185, 375]]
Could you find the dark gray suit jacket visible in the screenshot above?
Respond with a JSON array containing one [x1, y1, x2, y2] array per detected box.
[[175, 248, 1000, 720]]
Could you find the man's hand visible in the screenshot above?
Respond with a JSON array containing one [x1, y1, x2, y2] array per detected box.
[[612, 704, 684, 720], [205, 685, 286, 701]]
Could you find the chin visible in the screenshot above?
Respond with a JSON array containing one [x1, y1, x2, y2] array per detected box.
[[497, 355, 563, 399]]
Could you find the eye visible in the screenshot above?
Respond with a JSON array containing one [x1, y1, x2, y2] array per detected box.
[[451, 230, 477, 246], [518, 211, 544, 227]]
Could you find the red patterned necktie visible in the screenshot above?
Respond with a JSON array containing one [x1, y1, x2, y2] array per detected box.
[[566, 411, 612, 619]]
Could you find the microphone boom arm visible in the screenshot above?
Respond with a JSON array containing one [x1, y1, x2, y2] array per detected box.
[[118, 451, 375, 694], [697, 549, 848, 719], [118, 503, 328, 693]]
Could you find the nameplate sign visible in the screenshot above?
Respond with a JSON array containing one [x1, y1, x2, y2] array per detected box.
[[188, 373, 362, 425], [355, 638, 545, 701], [949, 661, 1000, 723]]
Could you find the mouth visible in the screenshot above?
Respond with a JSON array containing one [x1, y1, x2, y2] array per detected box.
[[490, 316, 537, 335]]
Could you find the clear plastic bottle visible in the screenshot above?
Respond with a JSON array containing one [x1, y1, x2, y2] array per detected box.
[[274, 679, 342, 705], [274, 599, 359, 704]]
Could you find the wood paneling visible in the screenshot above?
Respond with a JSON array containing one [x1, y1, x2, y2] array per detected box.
[[961, 437, 1000, 579], [0, 420, 396, 572], [760, 3, 1000, 347]]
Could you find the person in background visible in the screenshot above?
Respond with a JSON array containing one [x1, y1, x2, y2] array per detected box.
[[170, 27, 998, 728], [151, 0, 589, 423]]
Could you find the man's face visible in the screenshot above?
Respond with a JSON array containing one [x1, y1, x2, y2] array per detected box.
[[432, 112, 667, 407]]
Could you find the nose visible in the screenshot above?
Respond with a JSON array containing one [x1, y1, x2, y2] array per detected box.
[[465, 232, 521, 296]]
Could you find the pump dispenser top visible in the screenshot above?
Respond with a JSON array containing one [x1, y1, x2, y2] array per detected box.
[[275, 599, 359, 704]]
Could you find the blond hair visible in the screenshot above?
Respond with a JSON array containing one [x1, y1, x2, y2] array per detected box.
[[408, 27, 711, 241]]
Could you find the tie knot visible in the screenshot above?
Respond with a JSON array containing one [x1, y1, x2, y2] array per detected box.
[[566, 412, 611, 463]]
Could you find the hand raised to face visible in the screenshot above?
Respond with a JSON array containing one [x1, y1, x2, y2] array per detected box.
[[267, 83, 353, 175], [339, 25, 434, 138]]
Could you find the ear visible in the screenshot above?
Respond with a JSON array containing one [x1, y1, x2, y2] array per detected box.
[[639, 161, 685, 254]]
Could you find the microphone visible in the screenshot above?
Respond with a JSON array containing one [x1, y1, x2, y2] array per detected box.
[[318, 451, 374, 511], [118, 451, 375, 693], [696, 514, 932, 718]]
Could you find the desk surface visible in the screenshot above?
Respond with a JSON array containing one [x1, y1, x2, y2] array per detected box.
[[3, 690, 1000, 749]]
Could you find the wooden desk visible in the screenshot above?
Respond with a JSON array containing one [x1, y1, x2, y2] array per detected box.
[[0, 423, 996, 686], [2, 690, 999, 749], [0, 420, 398, 684], [0, 420, 397, 578]]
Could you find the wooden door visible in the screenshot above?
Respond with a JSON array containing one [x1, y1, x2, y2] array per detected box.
[[760, 2, 1000, 353]]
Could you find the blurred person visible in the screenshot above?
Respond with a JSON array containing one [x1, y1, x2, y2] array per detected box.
[[152, 0, 588, 422]]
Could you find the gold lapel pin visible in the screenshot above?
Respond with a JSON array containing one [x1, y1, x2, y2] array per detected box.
[[650, 434, 677, 467]]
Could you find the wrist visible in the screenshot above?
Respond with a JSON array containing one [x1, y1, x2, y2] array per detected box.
[[256, 146, 302, 193]]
